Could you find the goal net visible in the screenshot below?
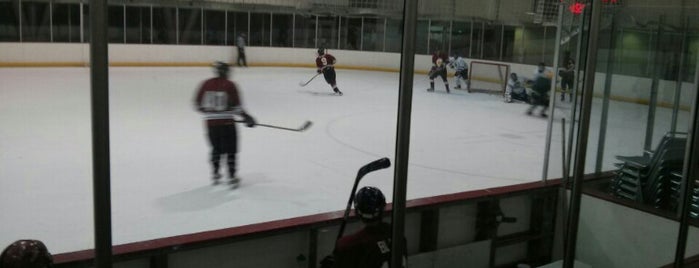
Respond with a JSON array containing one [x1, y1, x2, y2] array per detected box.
[[467, 61, 510, 94]]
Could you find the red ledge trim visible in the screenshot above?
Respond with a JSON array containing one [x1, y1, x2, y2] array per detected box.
[[53, 179, 561, 264], [406, 179, 561, 208]]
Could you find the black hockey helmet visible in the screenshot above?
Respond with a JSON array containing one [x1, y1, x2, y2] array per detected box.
[[0, 240, 54, 268], [354, 186, 386, 222], [213, 61, 230, 77], [317, 47, 325, 56]]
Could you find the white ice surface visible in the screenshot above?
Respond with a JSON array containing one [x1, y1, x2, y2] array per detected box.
[[0, 67, 689, 253]]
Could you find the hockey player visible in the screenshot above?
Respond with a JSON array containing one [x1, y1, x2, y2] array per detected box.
[[316, 47, 343, 96], [505, 73, 528, 103], [194, 61, 256, 187], [428, 48, 450, 93], [449, 54, 469, 91], [526, 62, 552, 117], [320, 186, 407, 268], [236, 33, 247, 67], [558, 59, 575, 101]]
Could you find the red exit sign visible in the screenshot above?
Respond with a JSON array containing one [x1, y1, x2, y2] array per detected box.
[[564, 0, 621, 15]]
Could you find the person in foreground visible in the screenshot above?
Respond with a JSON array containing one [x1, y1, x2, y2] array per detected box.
[[321, 186, 407, 268], [194, 61, 256, 188], [0, 239, 53, 268]]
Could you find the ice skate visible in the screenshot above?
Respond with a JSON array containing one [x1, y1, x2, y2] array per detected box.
[[334, 88, 343, 96], [229, 177, 241, 189], [212, 173, 222, 185]]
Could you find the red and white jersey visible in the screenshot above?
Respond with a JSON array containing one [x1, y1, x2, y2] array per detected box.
[[316, 54, 336, 71], [194, 77, 242, 126], [432, 52, 448, 65]]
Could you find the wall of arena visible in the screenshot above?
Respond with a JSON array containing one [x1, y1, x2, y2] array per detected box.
[[0, 43, 695, 109]]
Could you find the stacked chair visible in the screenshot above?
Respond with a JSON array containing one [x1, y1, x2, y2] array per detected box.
[[691, 180, 699, 219], [667, 174, 699, 219], [610, 133, 687, 210]]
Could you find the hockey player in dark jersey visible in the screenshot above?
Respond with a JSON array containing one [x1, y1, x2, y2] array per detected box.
[[316, 47, 343, 95], [526, 62, 552, 117], [321, 187, 407, 268], [194, 61, 256, 187], [428, 48, 450, 93]]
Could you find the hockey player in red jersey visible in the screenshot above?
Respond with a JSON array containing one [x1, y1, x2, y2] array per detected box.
[[316, 47, 343, 96], [428, 48, 450, 93], [321, 186, 407, 268], [194, 61, 256, 187]]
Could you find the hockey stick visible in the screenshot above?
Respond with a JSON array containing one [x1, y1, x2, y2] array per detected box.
[[336, 157, 391, 241], [299, 72, 322, 87], [235, 120, 313, 132]]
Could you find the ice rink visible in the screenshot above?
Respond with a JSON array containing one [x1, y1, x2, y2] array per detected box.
[[0, 66, 687, 253]]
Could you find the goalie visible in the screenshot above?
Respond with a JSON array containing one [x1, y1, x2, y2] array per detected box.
[[428, 48, 450, 93], [505, 73, 529, 103]]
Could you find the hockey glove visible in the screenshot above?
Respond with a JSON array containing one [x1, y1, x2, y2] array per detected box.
[[317, 69, 323, 74], [243, 114, 256, 128]]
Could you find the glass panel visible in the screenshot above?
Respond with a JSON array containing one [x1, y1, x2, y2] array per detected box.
[[542, 26, 556, 65], [523, 26, 545, 64], [428, 20, 448, 55], [501, 26, 517, 62], [450, 20, 470, 59], [0, 44, 94, 255], [340, 17, 361, 50], [689, 225, 699, 263], [249, 12, 270, 46], [203, 10, 225, 45], [483, 24, 503, 60], [271, 13, 292, 47], [0, 0, 19, 41], [385, 18, 402, 53], [82, 4, 89, 43], [52, 3, 80, 43], [152, 7, 176, 44], [573, 5, 699, 268], [415, 20, 428, 55], [108, 5, 124, 43], [125, 6, 151, 44], [21, 1, 51, 42], [471, 21, 483, 59], [226, 11, 248, 46], [178, 8, 201, 45], [317, 15, 338, 49], [362, 18, 384, 51], [293, 14, 315, 48]]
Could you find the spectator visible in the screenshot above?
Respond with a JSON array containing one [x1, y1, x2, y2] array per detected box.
[[194, 61, 256, 187]]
